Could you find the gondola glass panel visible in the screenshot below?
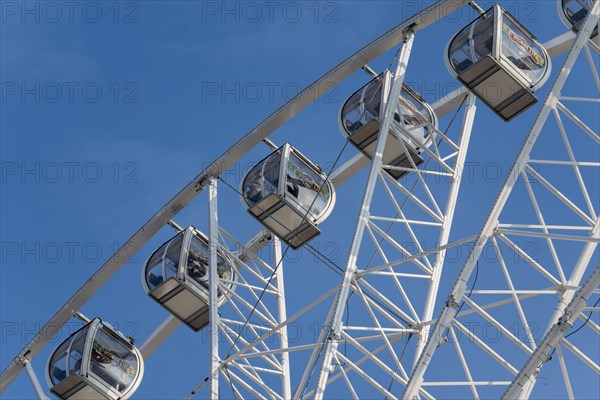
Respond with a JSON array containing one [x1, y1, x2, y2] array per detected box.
[[445, 5, 551, 121], [241, 144, 336, 249], [558, 0, 598, 40], [142, 226, 236, 331], [46, 318, 143, 400], [339, 72, 438, 179]]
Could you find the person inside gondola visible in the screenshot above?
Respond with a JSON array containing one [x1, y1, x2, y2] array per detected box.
[[245, 180, 263, 204], [187, 248, 208, 282], [286, 175, 302, 198], [186, 244, 230, 297]]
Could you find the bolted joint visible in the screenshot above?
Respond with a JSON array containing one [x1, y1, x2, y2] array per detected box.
[[557, 312, 573, 329], [196, 174, 216, 192], [18, 350, 33, 365], [436, 336, 448, 348], [446, 295, 460, 309], [16, 357, 28, 367], [74, 311, 91, 324]]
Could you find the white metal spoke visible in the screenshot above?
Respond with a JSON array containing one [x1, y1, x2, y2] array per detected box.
[[497, 234, 562, 286], [449, 326, 480, 400], [367, 221, 433, 274], [556, 101, 600, 144], [224, 286, 337, 364], [524, 165, 595, 227], [556, 345, 575, 400], [584, 44, 600, 90], [560, 337, 600, 373], [493, 237, 537, 349], [554, 106, 598, 220], [341, 330, 410, 387], [521, 169, 567, 282], [378, 175, 440, 267], [354, 284, 409, 378], [360, 235, 476, 276], [358, 279, 417, 326], [226, 369, 268, 400], [462, 296, 533, 354], [219, 369, 245, 400], [220, 319, 281, 375], [497, 228, 600, 243], [404, 8, 600, 395], [336, 352, 398, 400], [334, 353, 360, 400], [385, 173, 444, 222], [502, 266, 600, 399], [452, 320, 519, 375], [301, 334, 415, 399], [220, 326, 265, 383]]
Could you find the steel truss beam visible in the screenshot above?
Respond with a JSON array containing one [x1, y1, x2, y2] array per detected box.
[[0, 1, 471, 392], [502, 265, 600, 399], [208, 179, 220, 399], [313, 28, 417, 399], [402, 4, 600, 399], [204, 228, 291, 399], [308, 19, 480, 396]]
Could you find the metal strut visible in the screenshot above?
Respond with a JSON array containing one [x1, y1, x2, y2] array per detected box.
[[208, 179, 220, 399], [273, 236, 292, 399], [313, 28, 416, 400], [401, 3, 600, 398], [502, 265, 600, 399], [21, 359, 49, 400], [414, 92, 477, 364]]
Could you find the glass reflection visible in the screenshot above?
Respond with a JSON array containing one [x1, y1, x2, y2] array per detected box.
[[448, 14, 494, 74], [285, 152, 331, 218], [340, 76, 435, 149], [341, 77, 383, 134], [145, 233, 182, 290], [243, 152, 281, 207], [186, 233, 234, 295], [89, 328, 138, 392], [561, 0, 595, 27], [501, 16, 547, 82], [447, 7, 549, 88], [49, 326, 88, 386]]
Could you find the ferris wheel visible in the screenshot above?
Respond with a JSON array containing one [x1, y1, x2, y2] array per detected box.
[[1, 1, 598, 399]]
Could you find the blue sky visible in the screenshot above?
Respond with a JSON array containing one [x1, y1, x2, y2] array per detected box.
[[1, 1, 599, 399]]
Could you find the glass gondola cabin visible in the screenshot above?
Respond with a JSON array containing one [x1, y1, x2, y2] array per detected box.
[[241, 144, 336, 249], [142, 226, 236, 331], [558, 0, 598, 41], [339, 72, 438, 180], [46, 318, 143, 400], [445, 5, 551, 121]]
